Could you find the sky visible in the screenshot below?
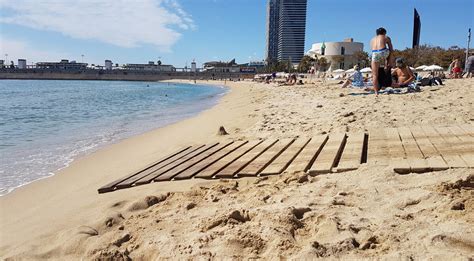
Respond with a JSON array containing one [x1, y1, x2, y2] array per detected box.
[[0, 0, 472, 68]]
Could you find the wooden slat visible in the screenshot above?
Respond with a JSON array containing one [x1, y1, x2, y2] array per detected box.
[[445, 126, 474, 168], [172, 141, 248, 180], [366, 129, 390, 166], [422, 126, 468, 168], [384, 128, 410, 174], [238, 138, 294, 177], [129, 142, 220, 187], [458, 124, 474, 136], [98, 146, 192, 193], [260, 138, 310, 175], [196, 140, 263, 179], [410, 126, 448, 171], [308, 133, 346, 175], [154, 141, 234, 181], [213, 139, 278, 178], [335, 132, 365, 172], [286, 135, 328, 173], [398, 127, 430, 173]]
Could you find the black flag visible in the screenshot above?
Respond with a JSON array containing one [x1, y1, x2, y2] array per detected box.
[[412, 8, 421, 48]]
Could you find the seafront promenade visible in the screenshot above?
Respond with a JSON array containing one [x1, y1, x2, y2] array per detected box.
[[0, 68, 255, 81]]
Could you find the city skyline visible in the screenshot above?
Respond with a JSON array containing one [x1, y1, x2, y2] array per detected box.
[[0, 0, 472, 67]]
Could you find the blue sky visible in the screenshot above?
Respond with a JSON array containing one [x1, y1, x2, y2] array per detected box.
[[0, 0, 472, 67]]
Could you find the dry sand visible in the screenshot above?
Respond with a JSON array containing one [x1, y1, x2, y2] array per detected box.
[[0, 79, 473, 260]]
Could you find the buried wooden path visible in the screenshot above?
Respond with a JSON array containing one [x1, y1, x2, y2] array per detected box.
[[98, 124, 474, 194]]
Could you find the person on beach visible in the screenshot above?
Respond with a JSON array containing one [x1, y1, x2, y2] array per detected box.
[[370, 27, 393, 94], [450, 59, 462, 78], [466, 53, 474, 78], [342, 65, 365, 88], [391, 58, 415, 88]]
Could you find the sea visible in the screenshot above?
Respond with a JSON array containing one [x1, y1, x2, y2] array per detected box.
[[0, 80, 227, 196]]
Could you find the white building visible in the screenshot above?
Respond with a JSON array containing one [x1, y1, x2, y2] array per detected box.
[[105, 60, 112, 70], [307, 38, 364, 71], [191, 61, 197, 72], [18, 59, 27, 69]]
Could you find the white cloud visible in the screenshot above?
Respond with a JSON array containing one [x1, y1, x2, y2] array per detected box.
[[0, 38, 70, 63], [0, 0, 195, 51]]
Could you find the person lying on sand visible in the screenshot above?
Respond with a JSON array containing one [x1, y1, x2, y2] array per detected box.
[[391, 58, 415, 88], [370, 27, 393, 95]]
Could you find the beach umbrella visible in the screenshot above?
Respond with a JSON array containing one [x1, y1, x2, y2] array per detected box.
[[360, 67, 372, 73], [409, 67, 415, 71], [345, 68, 355, 73], [415, 65, 427, 70], [333, 69, 345, 73], [423, 65, 443, 71]]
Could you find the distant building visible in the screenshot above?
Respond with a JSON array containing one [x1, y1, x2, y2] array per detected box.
[[105, 60, 113, 70], [266, 0, 307, 64], [191, 61, 197, 72], [36, 59, 88, 70], [307, 38, 364, 70], [203, 59, 240, 73], [123, 61, 175, 72], [18, 59, 27, 69]]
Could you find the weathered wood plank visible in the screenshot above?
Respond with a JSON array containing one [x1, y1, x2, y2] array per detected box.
[[335, 132, 365, 172], [98, 146, 192, 193], [445, 126, 474, 168], [196, 140, 263, 179], [422, 126, 468, 168], [398, 127, 430, 173], [213, 139, 278, 178], [458, 124, 474, 136], [260, 138, 310, 175], [154, 141, 234, 181], [286, 135, 328, 173], [384, 128, 410, 174], [173, 141, 248, 180], [410, 126, 448, 171], [130, 142, 220, 187], [308, 133, 346, 175], [366, 129, 390, 166], [238, 138, 295, 177]]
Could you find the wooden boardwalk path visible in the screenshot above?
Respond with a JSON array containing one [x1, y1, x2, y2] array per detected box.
[[98, 124, 474, 194]]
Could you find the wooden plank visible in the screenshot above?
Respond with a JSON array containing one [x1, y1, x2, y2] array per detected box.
[[398, 127, 430, 173], [172, 141, 248, 180], [286, 135, 328, 173], [445, 126, 474, 168], [238, 138, 295, 177], [422, 126, 468, 168], [335, 132, 365, 172], [196, 140, 263, 179], [436, 126, 472, 155], [129, 142, 220, 187], [308, 133, 346, 175], [98, 146, 192, 193], [154, 141, 234, 181], [458, 124, 474, 136], [213, 139, 278, 178], [366, 129, 390, 166], [384, 128, 410, 174], [260, 138, 310, 175], [410, 126, 448, 171]]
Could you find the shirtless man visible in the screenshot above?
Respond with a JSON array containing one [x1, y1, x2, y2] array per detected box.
[[370, 27, 393, 94], [391, 58, 415, 87]]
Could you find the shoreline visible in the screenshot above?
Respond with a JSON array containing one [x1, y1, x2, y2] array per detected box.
[[0, 79, 261, 251], [0, 80, 229, 197]]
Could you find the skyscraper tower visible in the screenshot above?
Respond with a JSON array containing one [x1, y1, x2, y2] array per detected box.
[[265, 0, 307, 64]]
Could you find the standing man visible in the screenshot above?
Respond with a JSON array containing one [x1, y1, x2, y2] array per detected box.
[[465, 53, 474, 78], [370, 27, 393, 95]]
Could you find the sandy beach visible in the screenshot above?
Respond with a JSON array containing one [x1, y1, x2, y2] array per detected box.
[[1, 79, 473, 259]]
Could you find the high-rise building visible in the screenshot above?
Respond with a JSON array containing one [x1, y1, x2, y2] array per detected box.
[[265, 0, 307, 64], [265, 0, 280, 63], [412, 8, 421, 48]]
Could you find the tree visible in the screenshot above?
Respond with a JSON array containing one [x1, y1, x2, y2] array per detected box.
[[297, 55, 315, 73], [317, 57, 329, 71], [352, 51, 369, 67]]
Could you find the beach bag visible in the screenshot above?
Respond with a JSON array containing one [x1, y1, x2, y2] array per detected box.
[[419, 78, 432, 86], [377, 67, 392, 87]]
